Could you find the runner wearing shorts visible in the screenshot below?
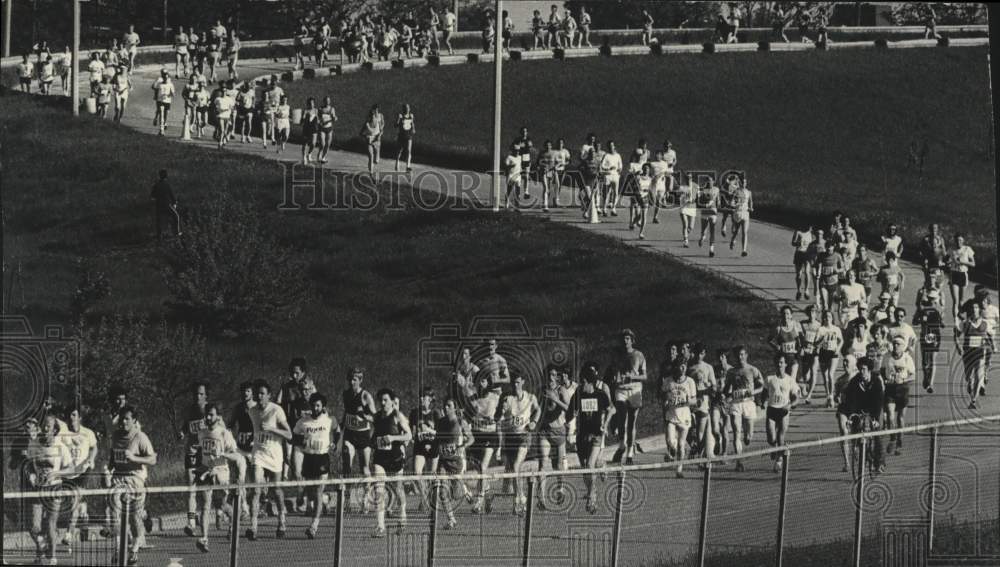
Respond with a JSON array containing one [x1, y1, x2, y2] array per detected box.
[[512, 127, 534, 198], [94, 77, 112, 119], [57, 407, 98, 548], [651, 142, 677, 224], [537, 365, 571, 510], [713, 349, 734, 455], [340, 368, 376, 513], [370, 388, 411, 538], [913, 289, 945, 393], [956, 302, 993, 410], [235, 82, 255, 143], [207, 31, 222, 82], [792, 225, 814, 300], [227, 382, 256, 518], [815, 310, 844, 408], [274, 95, 291, 152], [537, 140, 560, 211], [631, 163, 653, 239], [600, 140, 623, 216], [213, 84, 235, 149], [947, 234, 975, 320], [718, 174, 738, 237], [647, 150, 670, 224], [611, 329, 646, 465], [313, 95, 337, 162], [919, 224, 948, 279], [359, 103, 384, 173], [723, 346, 764, 471], [798, 305, 821, 403], [294, 394, 338, 539], [409, 388, 440, 512], [151, 69, 175, 136], [661, 359, 697, 476], [107, 407, 156, 566], [842, 305, 872, 377], [193, 404, 241, 553], [554, 139, 571, 206], [467, 374, 501, 514], [395, 104, 416, 172], [226, 31, 241, 80], [836, 269, 869, 327], [695, 177, 721, 256], [174, 26, 190, 76], [881, 336, 916, 455], [729, 177, 753, 257], [434, 398, 474, 530], [688, 344, 719, 460], [27, 415, 74, 564], [816, 242, 846, 313], [180, 383, 208, 538], [769, 305, 803, 381], [765, 354, 800, 472], [853, 244, 880, 300], [246, 380, 292, 540], [261, 76, 283, 148], [581, 142, 605, 219], [498, 374, 541, 515], [878, 251, 906, 308], [679, 172, 698, 247], [569, 365, 613, 514]]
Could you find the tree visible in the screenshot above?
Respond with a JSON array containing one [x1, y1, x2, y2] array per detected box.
[[160, 193, 313, 339]]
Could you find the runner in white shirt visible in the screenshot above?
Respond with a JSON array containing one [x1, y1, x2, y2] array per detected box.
[[599, 141, 623, 216], [122, 25, 140, 71], [293, 393, 339, 538], [836, 269, 869, 326], [881, 336, 915, 455], [651, 142, 677, 224], [881, 223, 903, 257], [947, 233, 975, 320], [213, 84, 235, 149], [151, 69, 175, 136], [111, 65, 132, 123], [554, 139, 572, 206], [87, 53, 105, 95], [815, 309, 844, 408], [505, 146, 523, 210], [274, 95, 292, 152], [28, 415, 75, 564], [246, 380, 293, 541], [765, 354, 801, 472], [58, 407, 98, 548], [631, 163, 653, 239], [661, 359, 697, 477], [498, 374, 542, 515], [729, 177, 753, 257], [887, 306, 918, 356], [193, 404, 242, 553], [688, 344, 718, 461], [443, 8, 457, 55], [678, 172, 699, 247], [697, 177, 721, 257]]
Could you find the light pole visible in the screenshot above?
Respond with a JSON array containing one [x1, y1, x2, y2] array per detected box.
[[3, 0, 12, 58], [72, 0, 80, 116], [491, 0, 502, 212]]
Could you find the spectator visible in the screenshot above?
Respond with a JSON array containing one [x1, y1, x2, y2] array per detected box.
[[151, 169, 181, 240], [641, 9, 654, 46], [17, 54, 33, 93], [579, 7, 593, 48]]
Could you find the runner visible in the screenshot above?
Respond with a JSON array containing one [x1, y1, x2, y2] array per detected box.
[[27, 415, 75, 564], [537, 140, 560, 210], [610, 329, 646, 465], [568, 365, 613, 514], [433, 397, 474, 529], [409, 387, 440, 512], [505, 145, 523, 210], [877, 251, 906, 307], [919, 223, 948, 279], [713, 348, 734, 455], [207, 29, 223, 82], [236, 82, 256, 143], [57, 406, 99, 549], [852, 243, 879, 301], [835, 357, 885, 474], [687, 344, 719, 461], [600, 140, 623, 216], [836, 215, 859, 267], [531, 10, 545, 49], [107, 406, 157, 566], [661, 358, 697, 477], [467, 373, 501, 514], [317, 95, 338, 162], [151, 69, 175, 136], [122, 24, 140, 71], [765, 354, 801, 472], [227, 381, 256, 519], [913, 286, 945, 393], [722, 346, 764, 471], [274, 95, 292, 152], [842, 304, 872, 378], [340, 367, 376, 513], [677, 172, 698, 246], [512, 127, 534, 198], [554, 138, 572, 206], [947, 233, 976, 320], [631, 163, 653, 239], [443, 6, 457, 55], [174, 26, 190, 76], [956, 301, 993, 409], [537, 364, 571, 509], [799, 305, 822, 404], [881, 336, 916, 455], [359, 103, 384, 174], [651, 142, 677, 224], [815, 309, 845, 408], [193, 404, 241, 553], [816, 238, 846, 312], [916, 269, 948, 314], [94, 77, 112, 119], [791, 224, 814, 299], [769, 305, 803, 381], [498, 374, 541, 515], [728, 176, 753, 257], [213, 82, 235, 150], [260, 76, 282, 148], [881, 223, 904, 257], [478, 338, 511, 389], [887, 306, 918, 358], [370, 388, 411, 538], [246, 379, 292, 541], [452, 346, 480, 403], [180, 382, 208, 539], [294, 393, 339, 538], [836, 269, 869, 327], [395, 104, 416, 172], [647, 150, 670, 225], [870, 291, 894, 325], [501, 10, 515, 54], [86, 52, 104, 95]]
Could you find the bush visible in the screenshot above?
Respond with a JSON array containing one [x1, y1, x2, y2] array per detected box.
[[702, 42, 715, 54], [938, 36, 950, 47], [71, 260, 111, 318], [875, 38, 889, 49], [160, 193, 313, 339], [510, 50, 522, 61], [650, 42, 664, 55], [758, 40, 771, 52]]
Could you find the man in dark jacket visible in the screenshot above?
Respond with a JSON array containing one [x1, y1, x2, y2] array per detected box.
[[151, 169, 181, 240]]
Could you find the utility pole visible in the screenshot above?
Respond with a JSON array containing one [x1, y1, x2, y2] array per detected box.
[[72, 0, 80, 116], [491, 0, 502, 212], [3, 0, 12, 58]]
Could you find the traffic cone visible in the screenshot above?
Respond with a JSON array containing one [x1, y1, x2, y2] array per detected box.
[[588, 188, 600, 224]]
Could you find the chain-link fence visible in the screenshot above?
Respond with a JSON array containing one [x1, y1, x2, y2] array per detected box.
[[4, 415, 999, 567]]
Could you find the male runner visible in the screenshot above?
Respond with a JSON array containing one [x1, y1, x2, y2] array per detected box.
[[661, 358, 697, 477], [600, 140, 623, 216], [568, 366, 614, 514], [409, 388, 440, 512], [947, 234, 976, 320], [434, 398, 475, 529], [246, 380, 292, 541], [729, 177, 753, 257], [611, 329, 646, 465], [294, 393, 339, 538], [791, 224, 814, 300], [878, 252, 906, 308], [853, 244, 880, 300], [765, 355, 800, 472], [181, 382, 208, 538], [799, 305, 822, 404], [913, 288, 945, 393], [107, 407, 157, 566], [340, 367, 376, 513], [497, 374, 541, 515], [193, 404, 241, 553], [370, 388, 412, 538], [537, 365, 572, 509], [227, 381, 255, 518], [27, 415, 75, 565], [151, 69, 175, 136], [956, 302, 994, 409], [723, 346, 764, 471], [58, 406, 99, 548], [881, 336, 916, 455]]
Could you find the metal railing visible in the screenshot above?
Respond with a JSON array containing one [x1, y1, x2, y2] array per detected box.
[[4, 414, 999, 567]]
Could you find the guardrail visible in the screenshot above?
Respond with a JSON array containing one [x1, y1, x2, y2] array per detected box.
[[5, 413, 998, 567]]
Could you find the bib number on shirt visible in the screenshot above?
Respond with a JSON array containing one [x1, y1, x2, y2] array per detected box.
[[237, 432, 253, 447], [781, 341, 797, 354], [375, 436, 391, 450], [113, 448, 128, 465], [968, 335, 984, 348], [345, 414, 369, 431], [580, 398, 598, 413], [306, 438, 325, 453]]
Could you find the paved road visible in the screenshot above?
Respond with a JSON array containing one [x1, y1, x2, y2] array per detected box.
[[5, 44, 998, 566]]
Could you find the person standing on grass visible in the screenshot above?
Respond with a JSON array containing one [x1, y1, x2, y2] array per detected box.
[[316, 95, 338, 163], [111, 65, 132, 123], [640, 9, 654, 46], [688, 344, 718, 464], [360, 103, 384, 174], [947, 233, 976, 320], [122, 24, 140, 72], [678, 172, 698, 246], [151, 69, 175, 136], [151, 169, 181, 240], [58, 46, 72, 94], [409, 388, 440, 513], [729, 177, 753, 257]]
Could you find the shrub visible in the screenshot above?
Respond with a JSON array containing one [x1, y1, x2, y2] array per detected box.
[[702, 42, 715, 53], [874, 38, 889, 49], [758, 40, 771, 51], [160, 193, 312, 339], [71, 260, 111, 318]]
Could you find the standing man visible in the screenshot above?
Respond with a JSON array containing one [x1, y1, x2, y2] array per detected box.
[[443, 6, 457, 55], [107, 406, 157, 566], [578, 6, 593, 48], [151, 169, 181, 240]]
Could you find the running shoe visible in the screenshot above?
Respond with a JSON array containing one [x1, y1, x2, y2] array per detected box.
[[306, 527, 317, 540], [196, 538, 209, 553], [245, 529, 256, 541], [372, 527, 386, 538]]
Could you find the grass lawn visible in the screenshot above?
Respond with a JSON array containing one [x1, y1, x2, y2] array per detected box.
[[282, 46, 997, 282], [1, 93, 776, 488]]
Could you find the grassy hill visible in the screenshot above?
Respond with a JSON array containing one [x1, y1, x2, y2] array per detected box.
[[284, 46, 997, 282]]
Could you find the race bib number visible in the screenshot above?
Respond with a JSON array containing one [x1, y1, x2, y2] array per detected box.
[[923, 332, 938, 345], [306, 438, 325, 453], [188, 421, 202, 435], [113, 449, 127, 465], [375, 436, 391, 450], [70, 447, 82, 462], [255, 432, 274, 445], [201, 438, 219, 456], [968, 335, 984, 348], [237, 432, 253, 447], [417, 431, 436, 442], [733, 388, 752, 402], [441, 444, 458, 457], [473, 418, 496, 432], [511, 416, 527, 428], [781, 341, 797, 354], [580, 398, 598, 413], [345, 414, 369, 431]]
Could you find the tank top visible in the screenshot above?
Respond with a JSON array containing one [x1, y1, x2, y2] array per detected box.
[[410, 408, 437, 444], [793, 230, 813, 252], [964, 319, 989, 350], [342, 389, 372, 431], [435, 416, 465, 459], [28, 440, 70, 487], [373, 411, 404, 455], [303, 108, 319, 129], [184, 405, 206, 450], [540, 387, 567, 428], [501, 391, 537, 433], [775, 323, 802, 354], [232, 402, 255, 451], [819, 252, 842, 286], [250, 402, 285, 451], [801, 320, 820, 353], [917, 307, 943, 346], [470, 391, 499, 432], [399, 113, 414, 133], [198, 423, 230, 468], [698, 186, 719, 214], [320, 106, 336, 128], [111, 430, 144, 477]]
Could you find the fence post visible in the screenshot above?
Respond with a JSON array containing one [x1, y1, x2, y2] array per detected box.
[[852, 439, 867, 567], [927, 426, 939, 552], [229, 487, 242, 567], [697, 461, 712, 567], [334, 484, 345, 567], [611, 470, 626, 567], [775, 450, 791, 567], [117, 493, 130, 567], [522, 477, 536, 567], [428, 480, 439, 567]]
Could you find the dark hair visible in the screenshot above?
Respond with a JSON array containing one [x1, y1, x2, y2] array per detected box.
[[118, 405, 138, 421], [693, 342, 707, 356], [420, 387, 436, 398], [857, 358, 874, 372], [191, 380, 209, 394], [239, 381, 253, 392], [109, 384, 127, 400], [253, 379, 271, 393], [288, 357, 307, 374], [204, 403, 219, 415], [158, 169, 168, 179], [309, 393, 327, 406], [376, 388, 396, 401]]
